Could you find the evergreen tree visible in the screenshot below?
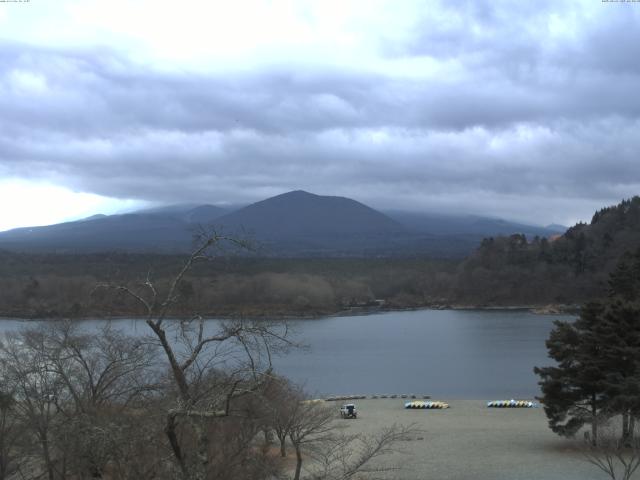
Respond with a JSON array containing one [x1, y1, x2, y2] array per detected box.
[[609, 249, 640, 301], [536, 250, 640, 445], [597, 301, 640, 445], [534, 302, 609, 444]]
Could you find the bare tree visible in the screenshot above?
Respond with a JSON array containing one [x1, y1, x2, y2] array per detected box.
[[202, 391, 281, 480], [583, 419, 640, 480], [286, 397, 417, 480], [51, 322, 160, 479], [97, 231, 295, 480], [263, 375, 302, 458], [262, 377, 418, 480], [0, 322, 162, 479], [43, 322, 158, 414], [0, 391, 25, 480], [288, 401, 337, 480], [0, 329, 68, 480], [308, 424, 417, 480]]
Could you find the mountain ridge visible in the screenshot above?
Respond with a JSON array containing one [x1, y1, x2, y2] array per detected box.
[[0, 190, 564, 257]]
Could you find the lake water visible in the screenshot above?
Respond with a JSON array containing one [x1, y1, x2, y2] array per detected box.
[[0, 309, 570, 399]]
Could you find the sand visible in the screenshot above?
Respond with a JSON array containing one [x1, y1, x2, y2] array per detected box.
[[326, 399, 607, 480]]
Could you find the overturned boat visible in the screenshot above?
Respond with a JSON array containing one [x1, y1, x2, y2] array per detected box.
[[405, 400, 449, 409], [487, 400, 537, 408]]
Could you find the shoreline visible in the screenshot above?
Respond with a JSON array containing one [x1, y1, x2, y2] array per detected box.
[[0, 303, 580, 322]]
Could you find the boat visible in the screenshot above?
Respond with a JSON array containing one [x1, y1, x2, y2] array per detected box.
[[487, 399, 536, 408], [404, 400, 449, 409]]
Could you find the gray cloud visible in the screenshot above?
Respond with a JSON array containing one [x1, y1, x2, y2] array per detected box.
[[1, 0, 639, 225]]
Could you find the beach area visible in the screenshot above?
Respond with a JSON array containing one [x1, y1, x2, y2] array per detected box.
[[324, 399, 604, 480]]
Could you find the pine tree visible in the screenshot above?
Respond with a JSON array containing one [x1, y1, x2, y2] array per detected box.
[[597, 301, 640, 445], [609, 249, 640, 302], [536, 250, 640, 445], [535, 302, 609, 444]]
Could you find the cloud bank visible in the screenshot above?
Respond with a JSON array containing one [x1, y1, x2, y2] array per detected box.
[[1, 0, 639, 225]]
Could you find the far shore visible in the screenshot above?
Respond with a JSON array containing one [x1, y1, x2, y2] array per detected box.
[[0, 303, 580, 322]]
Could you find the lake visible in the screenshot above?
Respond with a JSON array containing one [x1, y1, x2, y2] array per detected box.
[[0, 309, 569, 399]]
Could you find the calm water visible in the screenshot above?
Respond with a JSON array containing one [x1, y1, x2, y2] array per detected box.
[[0, 309, 570, 399]]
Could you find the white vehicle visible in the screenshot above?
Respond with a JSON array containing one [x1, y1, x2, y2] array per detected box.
[[340, 403, 357, 419]]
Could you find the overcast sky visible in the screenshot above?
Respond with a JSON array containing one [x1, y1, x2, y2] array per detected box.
[[1, 0, 639, 231]]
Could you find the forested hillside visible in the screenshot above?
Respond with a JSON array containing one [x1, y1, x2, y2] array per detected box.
[[453, 197, 640, 305]]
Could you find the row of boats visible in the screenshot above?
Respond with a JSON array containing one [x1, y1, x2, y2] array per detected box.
[[405, 401, 450, 409], [404, 399, 538, 409], [487, 400, 537, 408], [326, 394, 430, 401]]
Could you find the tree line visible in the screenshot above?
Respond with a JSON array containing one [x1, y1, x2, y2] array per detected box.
[[0, 254, 457, 319]]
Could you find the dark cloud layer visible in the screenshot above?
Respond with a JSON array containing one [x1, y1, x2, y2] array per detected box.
[[1, 1, 639, 224]]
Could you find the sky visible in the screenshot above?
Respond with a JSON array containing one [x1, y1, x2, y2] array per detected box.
[[0, 0, 639, 231]]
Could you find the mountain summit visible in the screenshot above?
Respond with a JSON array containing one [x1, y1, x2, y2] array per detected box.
[[215, 190, 403, 238]]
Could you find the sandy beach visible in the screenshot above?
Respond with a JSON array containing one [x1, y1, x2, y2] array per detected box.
[[326, 399, 605, 480]]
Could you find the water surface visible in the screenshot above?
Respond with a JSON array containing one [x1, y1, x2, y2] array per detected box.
[[279, 309, 566, 398], [0, 309, 569, 398]]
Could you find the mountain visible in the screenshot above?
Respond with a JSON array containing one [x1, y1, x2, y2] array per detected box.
[[0, 191, 411, 254], [206, 190, 413, 256], [0, 190, 566, 257], [216, 190, 403, 237]]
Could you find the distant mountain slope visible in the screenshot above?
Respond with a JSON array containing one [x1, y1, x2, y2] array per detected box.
[[386, 211, 562, 237], [545, 224, 568, 233], [137, 204, 230, 223], [0, 213, 192, 253], [0, 204, 231, 253], [182, 205, 229, 224]]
